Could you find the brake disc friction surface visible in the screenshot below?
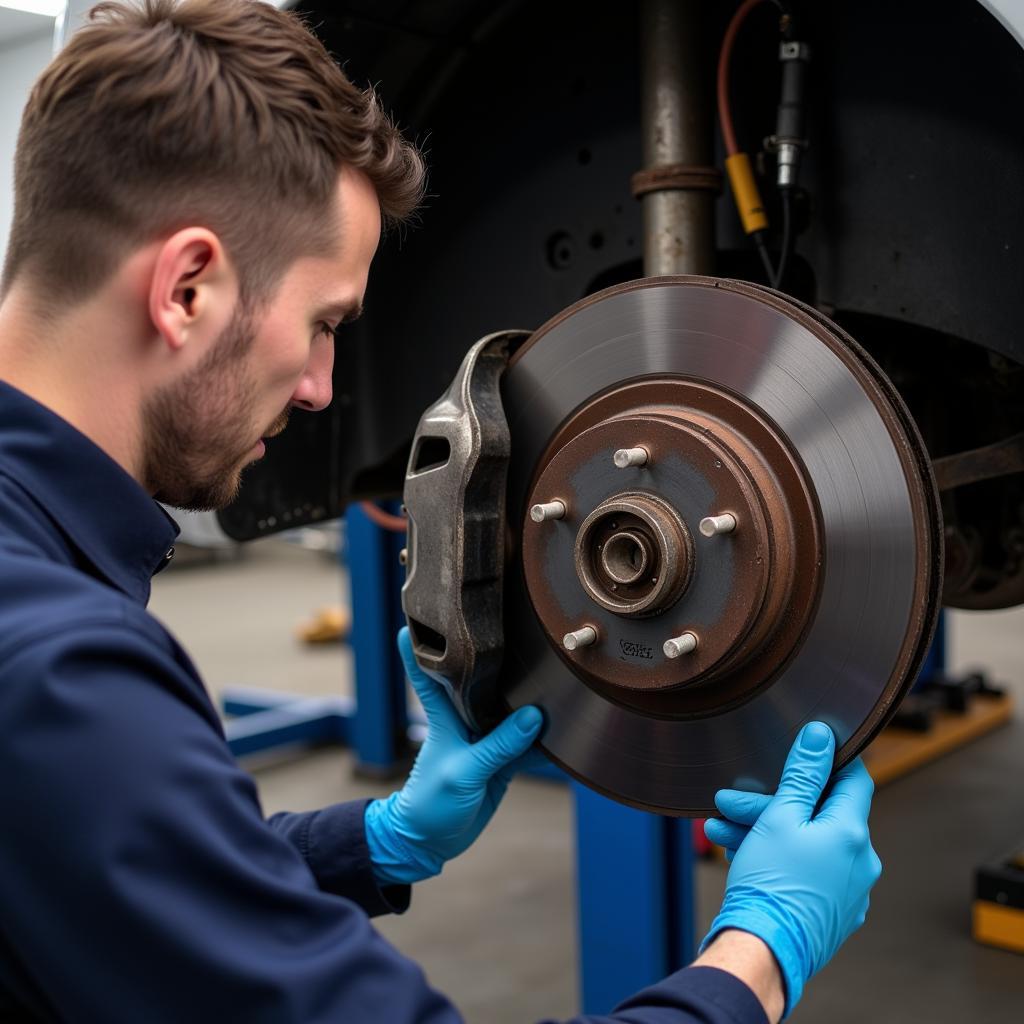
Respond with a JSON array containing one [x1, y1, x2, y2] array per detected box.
[[499, 277, 940, 815]]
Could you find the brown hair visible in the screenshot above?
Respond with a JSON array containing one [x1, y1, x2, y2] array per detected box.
[[1, 0, 425, 304]]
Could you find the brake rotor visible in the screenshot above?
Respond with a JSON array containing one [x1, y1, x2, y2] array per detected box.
[[492, 277, 941, 815]]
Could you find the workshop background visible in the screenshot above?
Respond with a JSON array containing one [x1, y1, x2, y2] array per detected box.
[[2, 1, 1024, 1021]]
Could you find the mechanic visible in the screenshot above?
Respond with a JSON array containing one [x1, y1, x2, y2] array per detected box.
[[0, 2, 880, 1021]]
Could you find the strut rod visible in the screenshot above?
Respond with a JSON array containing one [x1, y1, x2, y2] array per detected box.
[[638, 0, 716, 276]]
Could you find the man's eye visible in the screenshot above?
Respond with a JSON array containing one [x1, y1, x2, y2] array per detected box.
[[316, 322, 336, 339]]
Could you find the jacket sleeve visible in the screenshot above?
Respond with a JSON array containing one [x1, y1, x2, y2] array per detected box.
[[563, 966, 770, 1024], [267, 802, 411, 916], [0, 622, 456, 1024]]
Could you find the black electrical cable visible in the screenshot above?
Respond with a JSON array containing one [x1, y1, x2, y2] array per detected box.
[[773, 189, 794, 290], [753, 230, 777, 286], [720, 0, 804, 293]]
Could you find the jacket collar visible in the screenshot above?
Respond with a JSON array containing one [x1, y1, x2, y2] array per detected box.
[[0, 379, 179, 605]]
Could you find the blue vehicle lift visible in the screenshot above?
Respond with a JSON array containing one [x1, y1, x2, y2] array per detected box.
[[573, 785, 695, 1011], [221, 503, 953, 1015]]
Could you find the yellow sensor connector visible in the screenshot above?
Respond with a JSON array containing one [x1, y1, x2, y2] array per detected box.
[[725, 152, 769, 235]]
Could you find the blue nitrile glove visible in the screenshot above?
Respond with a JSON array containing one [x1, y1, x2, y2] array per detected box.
[[701, 722, 882, 1017], [364, 627, 544, 885], [704, 790, 772, 862]]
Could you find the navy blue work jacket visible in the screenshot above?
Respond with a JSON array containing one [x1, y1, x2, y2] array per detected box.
[[0, 379, 767, 1023]]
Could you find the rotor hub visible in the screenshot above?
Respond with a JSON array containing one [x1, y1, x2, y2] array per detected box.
[[521, 380, 822, 701], [574, 490, 693, 618]]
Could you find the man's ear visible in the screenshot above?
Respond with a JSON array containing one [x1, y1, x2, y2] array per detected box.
[[148, 228, 236, 351]]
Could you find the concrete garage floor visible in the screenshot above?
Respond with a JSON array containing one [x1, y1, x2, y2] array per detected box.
[[149, 539, 1024, 1024]]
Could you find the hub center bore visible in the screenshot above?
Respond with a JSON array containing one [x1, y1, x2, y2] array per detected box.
[[601, 530, 650, 584], [575, 492, 693, 617]]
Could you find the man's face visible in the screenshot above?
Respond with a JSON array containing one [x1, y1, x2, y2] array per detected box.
[[141, 167, 382, 510]]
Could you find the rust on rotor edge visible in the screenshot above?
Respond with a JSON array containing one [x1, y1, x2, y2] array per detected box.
[[521, 379, 822, 713], [509, 276, 939, 778]]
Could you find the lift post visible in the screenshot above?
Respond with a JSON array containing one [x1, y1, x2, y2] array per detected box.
[[574, 784, 695, 1012]]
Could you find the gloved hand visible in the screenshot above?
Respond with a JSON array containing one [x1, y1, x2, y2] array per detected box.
[[704, 790, 772, 862], [701, 722, 882, 1016], [364, 627, 544, 885]]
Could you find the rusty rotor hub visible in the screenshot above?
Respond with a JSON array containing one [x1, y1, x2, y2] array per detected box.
[[573, 488, 694, 619], [521, 379, 822, 708]]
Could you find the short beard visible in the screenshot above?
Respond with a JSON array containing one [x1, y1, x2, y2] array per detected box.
[[141, 307, 261, 512]]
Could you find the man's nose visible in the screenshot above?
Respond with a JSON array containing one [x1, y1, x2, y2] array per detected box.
[[290, 338, 335, 412]]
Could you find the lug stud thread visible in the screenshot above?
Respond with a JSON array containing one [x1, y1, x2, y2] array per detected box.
[[531, 500, 567, 523], [613, 446, 649, 469], [664, 632, 698, 658], [699, 513, 737, 537], [563, 625, 598, 651]]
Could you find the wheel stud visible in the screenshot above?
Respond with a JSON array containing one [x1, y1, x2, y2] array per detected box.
[[531, 500, 567, 522], [563, 625, 598, 651], [663, 632, 698, 658], [699, 513, 737, 537], [613, 446, 649, 469]]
